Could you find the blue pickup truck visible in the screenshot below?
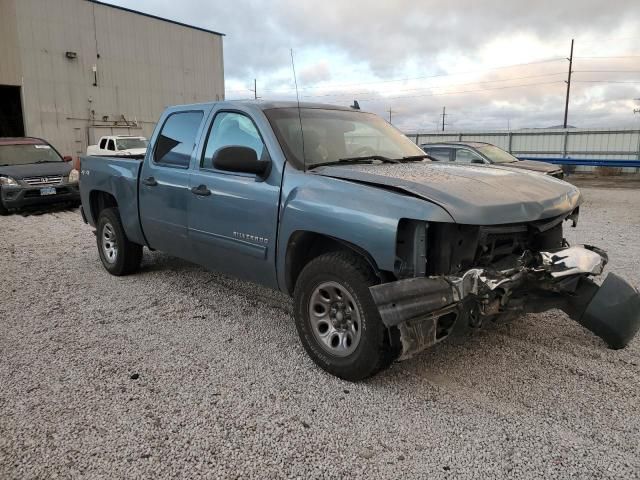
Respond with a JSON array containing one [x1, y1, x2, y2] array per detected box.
[[79, 100, 640, 380]]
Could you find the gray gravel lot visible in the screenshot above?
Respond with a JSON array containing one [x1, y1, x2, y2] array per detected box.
[[1, 186, 639, 479]]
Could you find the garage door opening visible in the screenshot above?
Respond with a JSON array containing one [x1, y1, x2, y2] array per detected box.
[[0, 85, 25, 137]]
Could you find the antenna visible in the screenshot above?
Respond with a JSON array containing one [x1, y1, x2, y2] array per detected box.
[[290, 49, 301, 107], [290, 48, 306, 170]]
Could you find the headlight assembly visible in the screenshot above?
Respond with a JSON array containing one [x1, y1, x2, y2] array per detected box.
[[0, 176, 18, 186], [68, 169, 80, 183]]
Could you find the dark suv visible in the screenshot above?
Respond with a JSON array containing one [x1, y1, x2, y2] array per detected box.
[[420, 141, 564, 179], [0, 137, 80, 214]]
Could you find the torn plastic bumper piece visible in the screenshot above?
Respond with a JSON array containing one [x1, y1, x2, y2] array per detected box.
[[562, 273, 640, 350], [370, 245, 640, 360]]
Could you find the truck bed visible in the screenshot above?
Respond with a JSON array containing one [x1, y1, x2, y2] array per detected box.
[[79, 155, 146, 245]]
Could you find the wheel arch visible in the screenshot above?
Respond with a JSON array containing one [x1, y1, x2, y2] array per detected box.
[[283, 230, 391, 295], [88, 190, 118, 225]]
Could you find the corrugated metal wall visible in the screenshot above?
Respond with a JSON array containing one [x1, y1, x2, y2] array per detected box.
[[409, 128, 640, 171], [0, 0, 224, 156]]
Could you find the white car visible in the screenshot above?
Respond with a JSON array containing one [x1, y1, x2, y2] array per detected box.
[[87, 135, 148, 157]]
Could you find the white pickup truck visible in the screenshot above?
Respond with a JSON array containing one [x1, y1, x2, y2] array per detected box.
[[86, 135, 148, 157]]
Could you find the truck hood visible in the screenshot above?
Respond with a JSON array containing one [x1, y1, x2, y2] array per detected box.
[[0, 162, 72, 180], [312, 162, 581, 225], [503, 159, 562, 174]]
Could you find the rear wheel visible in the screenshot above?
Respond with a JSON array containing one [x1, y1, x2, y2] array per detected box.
[[0, 201, 8, 216], [96, 207, 142, 276], [294, 251, 399, 381]]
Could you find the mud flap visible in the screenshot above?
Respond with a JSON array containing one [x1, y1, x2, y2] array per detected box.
[[575, 274, 640, 349]]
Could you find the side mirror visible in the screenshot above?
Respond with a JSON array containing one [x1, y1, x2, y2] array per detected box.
[[213, 146, 270, 176], [471, 158, 485, 164], [63, 155, 73, 162]]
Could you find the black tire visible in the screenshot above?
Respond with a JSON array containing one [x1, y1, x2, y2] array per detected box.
[[0, 201, 8, 216], [293, 251, 399, 381], [96, 207, 143, 276]]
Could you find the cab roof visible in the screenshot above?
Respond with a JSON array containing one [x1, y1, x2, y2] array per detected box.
[[421, 141, 492, 148], [167, 99, 357, 112], [0, 137, 48, 146]]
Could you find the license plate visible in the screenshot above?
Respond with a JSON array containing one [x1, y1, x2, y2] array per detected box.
[[40, 187, 56, 196]]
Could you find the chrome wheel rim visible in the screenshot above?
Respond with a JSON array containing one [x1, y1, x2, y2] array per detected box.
[[308, 281, 362, 357], [101, 222, 118, 264]]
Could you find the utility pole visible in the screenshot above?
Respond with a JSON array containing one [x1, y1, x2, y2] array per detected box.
[[249, 78, 258, 99], [440, 106, 448, 131], [387, 108, 393, 124], [563, 39, 574, 128]]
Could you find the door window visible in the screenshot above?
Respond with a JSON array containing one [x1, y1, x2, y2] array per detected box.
[[201, 112, 265, 170], [107, 139, 115, 151], [426, 148, 452, 161], [455, 149, 484, 163], [154, 111, 204, 168], [99, 138, 107, 149]]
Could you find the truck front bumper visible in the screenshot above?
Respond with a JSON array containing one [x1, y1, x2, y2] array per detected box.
[[370, 246, 640, 360], [1, 182, 80, 210]]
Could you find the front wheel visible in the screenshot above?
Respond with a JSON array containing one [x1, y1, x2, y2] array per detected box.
[[96, 207, 143, 276], [293, 251, 399, 381]]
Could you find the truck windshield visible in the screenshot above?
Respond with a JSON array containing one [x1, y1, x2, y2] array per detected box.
[[475, 144, 519, 164], [116, 138, 148, 150], [264, 108, 425, 169], [0, 144, 63, 166]]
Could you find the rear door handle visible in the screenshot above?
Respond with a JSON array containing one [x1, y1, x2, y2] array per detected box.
[[191, 184, 211, 196], [142, 176, 158, 186]]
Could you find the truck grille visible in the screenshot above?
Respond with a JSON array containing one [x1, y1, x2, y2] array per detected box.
[[22, 175, 63, 186]]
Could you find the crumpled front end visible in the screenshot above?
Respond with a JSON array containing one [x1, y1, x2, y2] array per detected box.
[[371, 245, 640, 360]]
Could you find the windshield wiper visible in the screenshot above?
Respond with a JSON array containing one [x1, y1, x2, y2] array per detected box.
[[34, 160, 62, 164], [399, 154, 436, 162], [309, 155, 400, 169]]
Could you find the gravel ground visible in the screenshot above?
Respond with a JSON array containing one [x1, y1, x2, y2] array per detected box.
[[1, 187, 639, 479]]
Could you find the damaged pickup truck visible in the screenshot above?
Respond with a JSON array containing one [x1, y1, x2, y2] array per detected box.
[[79, 101, 640, 381]]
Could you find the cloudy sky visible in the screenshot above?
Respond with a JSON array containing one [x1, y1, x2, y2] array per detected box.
[[108, 0, 640, 132]]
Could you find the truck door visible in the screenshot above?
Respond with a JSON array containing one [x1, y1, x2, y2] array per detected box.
[[139, 110, 205, 258], [188, 110, 281, 287]]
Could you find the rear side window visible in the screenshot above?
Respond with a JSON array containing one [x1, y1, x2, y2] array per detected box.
[[107, 139, 115, 151], [154, 111, 204, 167], [426, 147, 452, 161], [99, 138, 107, 149]]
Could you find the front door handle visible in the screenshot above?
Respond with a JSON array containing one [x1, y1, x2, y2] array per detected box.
[[142, 176, 158, 187], [191, 184, 211, 196]]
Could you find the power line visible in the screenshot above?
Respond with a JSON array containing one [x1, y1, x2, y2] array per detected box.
[[574, 55, 640, 59], [300, 72, 566, 99], [341, 80, 565, 103], [573, 80, 640, 84], [573, 70, 640, 73], [225, 57, 567, 93], [226, 80, 566, 103], [225, 56, 640, 94]]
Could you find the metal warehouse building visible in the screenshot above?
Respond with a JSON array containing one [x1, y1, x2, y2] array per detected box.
[[0, 0, 224, 157]]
